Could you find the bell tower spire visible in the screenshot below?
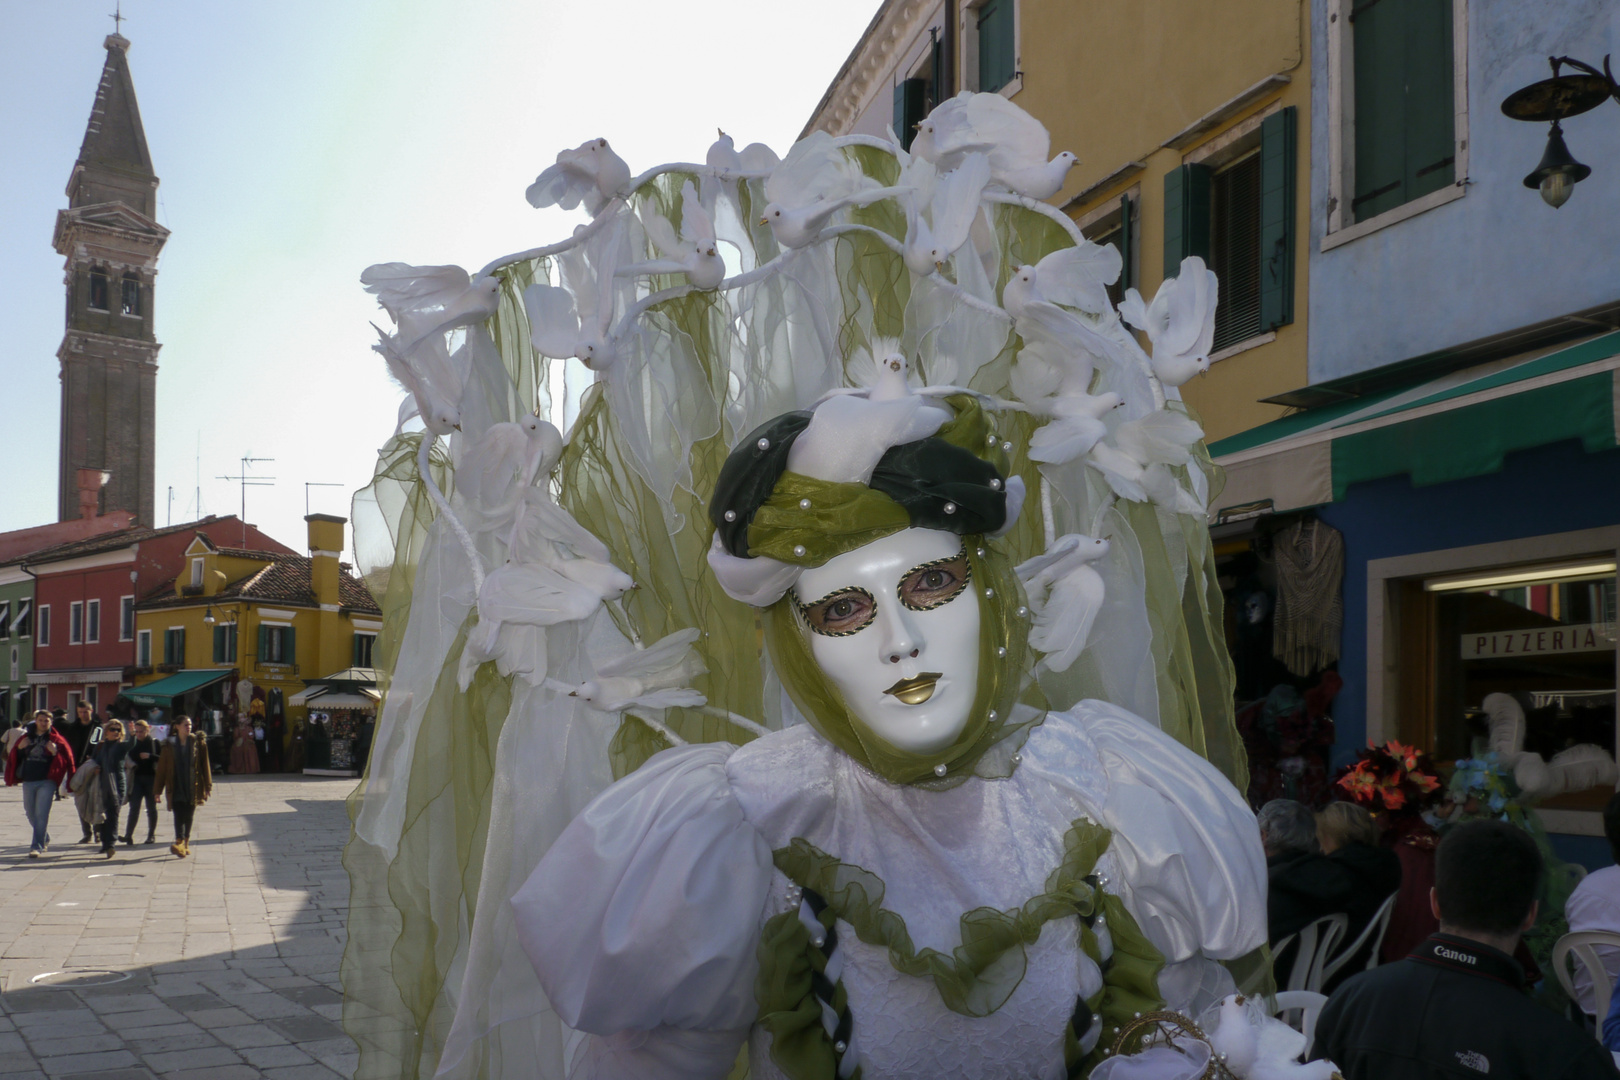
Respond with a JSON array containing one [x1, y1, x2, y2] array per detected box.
[[52, 30, 168, 528]]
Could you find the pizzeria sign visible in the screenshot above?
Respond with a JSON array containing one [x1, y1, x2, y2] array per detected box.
[[1462, 622, 1617, 659]]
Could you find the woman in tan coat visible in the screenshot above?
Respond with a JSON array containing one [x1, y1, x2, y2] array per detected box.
[[153, 714, 213, 858]]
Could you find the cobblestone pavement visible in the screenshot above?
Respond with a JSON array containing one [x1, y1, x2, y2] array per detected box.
[[0, 774, 359, 1080]]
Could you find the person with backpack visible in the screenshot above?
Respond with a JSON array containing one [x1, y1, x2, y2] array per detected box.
[[4, 710, 76, 857]]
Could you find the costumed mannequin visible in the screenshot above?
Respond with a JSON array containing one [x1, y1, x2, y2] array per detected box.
[[342, 92, 1306, 1080]]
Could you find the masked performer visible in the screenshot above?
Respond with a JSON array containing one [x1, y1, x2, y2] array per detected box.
[[510, 390, 1266, 1080]]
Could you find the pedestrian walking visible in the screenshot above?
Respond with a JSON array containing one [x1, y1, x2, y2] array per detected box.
[[1, 720, 25, 759], [153, 714, 212, 858], [56, 702, 98, 843], [4, 710, 76, 856], [88, 720, 130, 858], [121, 719, 160, 845]]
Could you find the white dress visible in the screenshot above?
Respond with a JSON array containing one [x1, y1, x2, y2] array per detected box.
[[511, 701, 1267, 1080]]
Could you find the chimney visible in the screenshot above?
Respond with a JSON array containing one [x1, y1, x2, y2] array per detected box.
[[76, 468, 110, 520], [306, 514, 346, 609]]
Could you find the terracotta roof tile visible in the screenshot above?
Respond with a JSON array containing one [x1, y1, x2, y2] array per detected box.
[[136, 552, 380, 614]]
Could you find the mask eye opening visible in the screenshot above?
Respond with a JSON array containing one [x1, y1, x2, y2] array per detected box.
[[898, 545, 973, 613]]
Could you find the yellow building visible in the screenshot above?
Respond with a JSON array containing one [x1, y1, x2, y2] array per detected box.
[[803, 0, 1310, 442], [130, 514, 381, 768]]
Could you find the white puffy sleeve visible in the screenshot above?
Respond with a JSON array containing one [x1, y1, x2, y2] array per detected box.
[[510, 742, 773, 1079], [1072, 701, 1268, 965]]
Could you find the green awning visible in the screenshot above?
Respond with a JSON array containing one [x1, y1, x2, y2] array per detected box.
[[1208, 332, 1620, 518], [124, 668, 232, 707]]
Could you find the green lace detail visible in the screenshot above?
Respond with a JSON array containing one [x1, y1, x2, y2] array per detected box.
[[754, 819, 1165, 1079]]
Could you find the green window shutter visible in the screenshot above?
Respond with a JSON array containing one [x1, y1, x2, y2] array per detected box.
[[257, 625, 269, 662], [228, 625, 237, 663], [1118, 193, 1134, 295], [1162, 163, 1212, 277], [212, 626, 224, 663], [893, 78, 928, 152], [285, 627, 297, 667], [1259, 106, 1297, 331], [1403, 0, 1454, 201], [352, 633, 362, 667], [1352, 0, 1453, 220], [977, 0, 1014, 93]]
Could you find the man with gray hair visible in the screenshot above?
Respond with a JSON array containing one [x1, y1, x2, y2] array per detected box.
[[1260, 798, 1356, 950]]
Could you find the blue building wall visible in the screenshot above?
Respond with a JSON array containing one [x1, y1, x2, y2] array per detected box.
[[1307, 0, 1620, 383], [1316, 438, 1620, 771]]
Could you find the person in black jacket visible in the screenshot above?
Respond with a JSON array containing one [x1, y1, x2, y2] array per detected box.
[[1313, 818, 1617, 1079], [121, 719, 161, 845], [1260, 798, 1354, 942], [56, 703, 98, 843], [1316, 801, 1401, 990], [88, 720, 130, 858]]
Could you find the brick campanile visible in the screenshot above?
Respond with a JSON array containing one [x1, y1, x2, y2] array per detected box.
[[52, 32, 168, 528]]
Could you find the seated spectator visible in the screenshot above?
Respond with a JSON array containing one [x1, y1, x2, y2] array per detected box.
[[1313, 819, 1616, 1079], [1567, 791, 1620, 1020], [1261, 798, 1353, 944], [1317, 801, 1402, 989]]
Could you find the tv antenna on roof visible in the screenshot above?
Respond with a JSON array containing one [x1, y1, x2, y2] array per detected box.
[[217, 456, 275, 546]]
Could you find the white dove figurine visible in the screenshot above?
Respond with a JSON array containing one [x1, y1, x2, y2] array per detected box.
[[1014, 534, 1109, 672], [1027, 391, 1124, 465], [1001, 243, 1123, 319], [618, 180, 725, 289], [901, 153, 992, 277], [526, 138, 632, 216], [523, 220, 624, 371], [916, 92, 1078, 199], [1119, 256, 1219, 386], [459, 556, 632, 690], [360, 263, 502, 354], [371, 325, 464, 437], [761, 131, 910, 248], [550, 628, 707, 713], [1205, 995, 1260, 1077]]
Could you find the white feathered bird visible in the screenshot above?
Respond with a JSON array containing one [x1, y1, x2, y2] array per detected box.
[[914, 92, 1078, 199], [901, 153, 992, 276], [1027, 391, 1124, 465], [458, 554, 633, 690], [371, 325, 466, 437], [1119, 256, 1219, 386], [548, 628, 707, 713], [1015, 534, 1109, 672], [526, 138, 632, 216], [1083, 409, 1205, 506], [760, 131, 910, 248], [618, 180, 725, 289], [360, 263, 502, 354], [523, 220, 625, 371], [1001, 243, 1122, 319]]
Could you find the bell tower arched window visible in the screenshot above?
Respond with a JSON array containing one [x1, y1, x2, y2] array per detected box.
[[120, 273, 141, 316], [88, 267, 109, 311]]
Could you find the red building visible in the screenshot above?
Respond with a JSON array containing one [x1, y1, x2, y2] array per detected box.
[[25, 516, 291, 716]]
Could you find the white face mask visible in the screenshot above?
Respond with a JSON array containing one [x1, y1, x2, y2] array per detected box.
[[793, 528, 981, 755]]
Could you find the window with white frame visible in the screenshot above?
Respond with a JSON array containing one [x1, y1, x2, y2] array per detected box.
[[190, 558, 204, 589], [13, 599, 30, 639], [962, 0, 1017, 95], [36, 605, 49, 646], [70, 601, 83, 645], [86, 599, 100, 644], [0, 601, 8, 641], [1327, 0, 1467, 239], [120, 596, 134, 641], [137, 628, 152, 668], [352, 631, 377, 668], [84, 685, 97, 711]]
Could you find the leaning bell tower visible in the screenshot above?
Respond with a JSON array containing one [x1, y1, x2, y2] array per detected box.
[[52, 31, 167, 527]]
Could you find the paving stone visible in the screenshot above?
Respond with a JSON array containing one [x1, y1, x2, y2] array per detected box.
[[28, 1034, 126, 1057], [212, 1023, 289, 1049], [136, 1045, 242, 1073], [262, 1067, 343, 1080], [239, 1043, 315, 1068], [160, 1069, 258, 1080], [34, 1049, 139, 1075]]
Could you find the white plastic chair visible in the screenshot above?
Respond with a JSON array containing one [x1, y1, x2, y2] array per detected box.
[[1273, 913, 1348, 993], [1320, 893, 1398, 984], [1272, 989, 1329, 1053], [1553, 929, 1620, 1034]]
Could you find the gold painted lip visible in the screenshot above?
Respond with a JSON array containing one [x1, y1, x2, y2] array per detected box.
[[883, 673, 942, 706]]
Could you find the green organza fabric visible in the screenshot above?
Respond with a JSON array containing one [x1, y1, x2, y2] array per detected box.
[[755, 820, 1165, 1079], [763, 540, 1043, 786]]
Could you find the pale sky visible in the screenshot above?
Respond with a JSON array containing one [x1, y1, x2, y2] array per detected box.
[[0, 0, 878, 556]]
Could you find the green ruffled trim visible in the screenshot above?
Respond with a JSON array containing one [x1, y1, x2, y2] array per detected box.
[[754, 819, 1164, 1080]]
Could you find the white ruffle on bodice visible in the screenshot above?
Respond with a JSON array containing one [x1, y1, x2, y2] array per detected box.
[[510, 702, 1266, 1080]]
